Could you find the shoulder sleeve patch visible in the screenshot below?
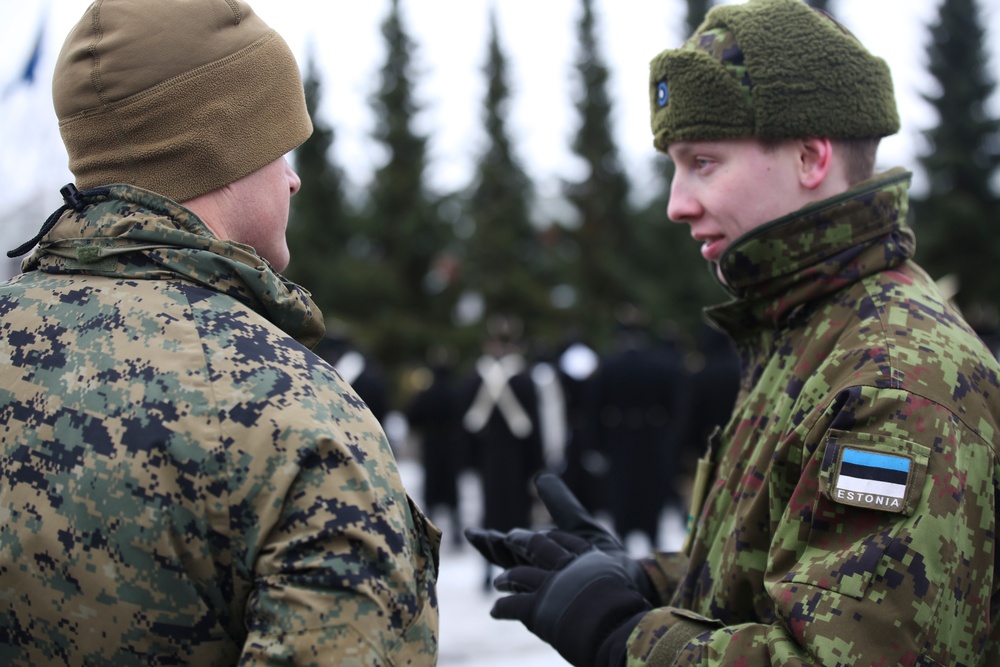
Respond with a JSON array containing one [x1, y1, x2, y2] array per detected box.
[[819, 430, 930, 516]]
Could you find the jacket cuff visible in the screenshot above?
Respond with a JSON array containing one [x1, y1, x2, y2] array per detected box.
[[626, 607, 718, 667]]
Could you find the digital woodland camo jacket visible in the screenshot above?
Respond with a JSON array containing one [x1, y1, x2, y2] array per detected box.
[[0, 185, 440, 666], [627, 168, 1000, 666]]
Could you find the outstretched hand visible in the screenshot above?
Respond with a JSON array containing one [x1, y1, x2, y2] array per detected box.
[[464, 472, 658, 604], [533, 472, 621, 550], [465, 526, 592, 571], [485, 530, 651, 667]]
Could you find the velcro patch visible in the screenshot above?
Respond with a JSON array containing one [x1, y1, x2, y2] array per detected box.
[[820, 432, 929, 516], [832, 447, 912, 513]]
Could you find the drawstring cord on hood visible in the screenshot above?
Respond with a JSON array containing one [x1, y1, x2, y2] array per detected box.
[[7, 183, 111, 259]]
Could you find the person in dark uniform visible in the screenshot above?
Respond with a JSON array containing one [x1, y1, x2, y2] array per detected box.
[[459, 316, 545, 586], [590, 307, 684, 551], [406, 347, 465, 548], [554, 333, 606, 515]]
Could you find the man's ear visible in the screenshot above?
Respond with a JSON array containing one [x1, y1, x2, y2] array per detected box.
[[798, 137, 834, 190]]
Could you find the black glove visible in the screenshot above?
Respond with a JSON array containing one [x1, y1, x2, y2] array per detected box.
[[465, 472, 659, 603], [490, 531, 651, 667], [534, 472, 622, 550]]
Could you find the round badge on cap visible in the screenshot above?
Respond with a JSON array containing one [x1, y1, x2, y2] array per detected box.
[[657, 82, 669, 107]]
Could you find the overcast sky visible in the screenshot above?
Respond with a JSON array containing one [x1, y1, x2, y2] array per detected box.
[[3, 0, 1000, 214]]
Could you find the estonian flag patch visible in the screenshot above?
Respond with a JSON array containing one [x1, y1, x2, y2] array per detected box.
[[832, 447, 911, 512]]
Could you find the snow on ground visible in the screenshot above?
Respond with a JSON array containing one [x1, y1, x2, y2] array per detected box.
[[397, 460, 566, 665], [436, 541, 567, 666], [397, 457, 687, 666]]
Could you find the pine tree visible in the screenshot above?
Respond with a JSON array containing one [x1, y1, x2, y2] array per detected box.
[[912, 0, 1000, 314], [460, 11, 558, 347], [563, 0, 636, 348], [285, 51, 353, 317], [360, 0, 456, 391]]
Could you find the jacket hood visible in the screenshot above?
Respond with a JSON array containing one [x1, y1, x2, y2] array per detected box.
[[18, 184, 325, 348]]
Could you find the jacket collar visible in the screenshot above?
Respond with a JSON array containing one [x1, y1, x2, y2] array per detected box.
[[705, 168, 915, 333]]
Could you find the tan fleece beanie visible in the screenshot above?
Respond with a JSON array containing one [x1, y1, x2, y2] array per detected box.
[[52, 0, 313, 204]]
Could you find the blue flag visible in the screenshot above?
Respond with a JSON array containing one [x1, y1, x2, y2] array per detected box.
[[21, 28, 44, 85], [5, 21, 45, 98]]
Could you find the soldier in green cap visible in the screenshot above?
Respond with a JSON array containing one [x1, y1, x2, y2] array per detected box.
[[466, 0, 1000, 665], [0, 1, 439, 665]]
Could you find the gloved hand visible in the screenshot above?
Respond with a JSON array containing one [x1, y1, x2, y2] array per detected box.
[[490, 530, 652, 667], [465, 472, 659, 603]]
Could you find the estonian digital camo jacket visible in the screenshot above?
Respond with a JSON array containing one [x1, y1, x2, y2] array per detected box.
[[628, 169, 1000, 666], [0, 185, 440, 666]]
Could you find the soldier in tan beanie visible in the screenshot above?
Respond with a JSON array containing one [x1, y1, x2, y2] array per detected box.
[[467, 1, 1000, 666], [0, 1, 440, 665]]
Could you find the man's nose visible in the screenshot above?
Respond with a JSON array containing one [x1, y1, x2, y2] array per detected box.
[[667, 179, 700, 223], [286, 158, 302, 195]]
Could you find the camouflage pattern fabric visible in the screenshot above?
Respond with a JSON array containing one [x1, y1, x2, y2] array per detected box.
[[627, 168, 1000, 666], [0, 185, 440, 666], [682, 29, 753, 106]]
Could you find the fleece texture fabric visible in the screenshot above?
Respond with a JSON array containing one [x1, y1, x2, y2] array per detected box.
[[52, 0, 312, 203], [649, 0, 899, 151]]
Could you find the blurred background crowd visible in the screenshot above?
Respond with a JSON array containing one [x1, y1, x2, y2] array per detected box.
[[335, 307, 740, 564]]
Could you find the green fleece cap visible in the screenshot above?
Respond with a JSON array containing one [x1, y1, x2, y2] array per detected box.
[[649, 0, 899, 151], [52, 0, 312, 204]]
